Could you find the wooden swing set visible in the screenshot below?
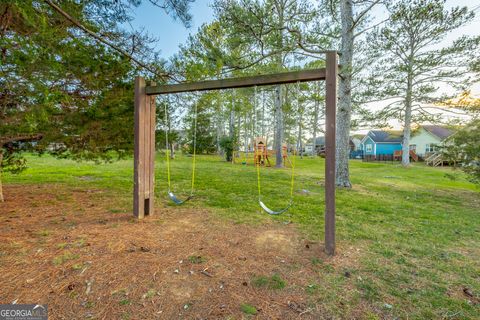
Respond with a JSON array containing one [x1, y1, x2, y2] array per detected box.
[[133, 52, 339, 255]]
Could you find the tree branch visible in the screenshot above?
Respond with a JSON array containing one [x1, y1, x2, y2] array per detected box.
[[44, 0, 171, 81]]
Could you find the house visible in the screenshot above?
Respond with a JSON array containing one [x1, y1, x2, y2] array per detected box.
[[304, 144, 314, 154], [361, 130, 403, 156], [305, 136, 355, 156], [409, 125, 454, 157], [351, 134, 365, 151]]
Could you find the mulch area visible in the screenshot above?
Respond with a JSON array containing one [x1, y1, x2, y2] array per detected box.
[[0, 184, 358, 319]]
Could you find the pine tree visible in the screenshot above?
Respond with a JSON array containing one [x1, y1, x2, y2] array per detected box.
[[366, 0, 476, 167]]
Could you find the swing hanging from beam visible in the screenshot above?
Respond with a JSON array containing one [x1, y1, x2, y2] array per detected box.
[[134, 52, 338, 255], [254, 85, 297, 215], [164, 97, 198, 205]]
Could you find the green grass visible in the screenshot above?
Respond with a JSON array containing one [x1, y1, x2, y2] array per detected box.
[[4, 153, 480, 319], [188, 255, 206, 264], [240, 303, 257, 315], [251, 274, 286, 290]]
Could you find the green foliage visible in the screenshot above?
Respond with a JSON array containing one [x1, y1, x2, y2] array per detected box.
[[0, 0, 193, 165], [219, 135, 235, 162], [1, 1, 136, 163], [184, 96, 217, 155], [119, 299, 130, 306], [1, 150, 27, 174], [442, 119, 480, 184], [365, 0, 477, 124], [240, 303, 257, 315]]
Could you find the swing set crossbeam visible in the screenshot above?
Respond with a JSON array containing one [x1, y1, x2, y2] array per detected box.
[[145, 68, 327, 95]]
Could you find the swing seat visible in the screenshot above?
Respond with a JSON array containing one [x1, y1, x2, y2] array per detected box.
[[168, 190, 192, 205], [258, 198, 293, 215]]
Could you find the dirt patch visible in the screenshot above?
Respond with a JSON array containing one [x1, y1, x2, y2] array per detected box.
[[0, 184, 359, 319], [255, 230, 298, 255]]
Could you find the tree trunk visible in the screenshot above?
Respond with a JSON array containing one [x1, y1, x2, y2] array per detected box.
[[402, 71, 414, 167], [274, 85, 284, 167], [229, 99, 235, 140], [0, 152, 4, 202], [216, 87, 223, 156], [335, 0, 354, 188], [169, 142, 175, 159], [273, 0, 285, 168], [244, 114, 248, 155]]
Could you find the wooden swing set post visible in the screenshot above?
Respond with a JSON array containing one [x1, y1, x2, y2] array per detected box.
[[134, 57, 339, 255], [134, 77, 156, 218], [324, 51, 338, 256]]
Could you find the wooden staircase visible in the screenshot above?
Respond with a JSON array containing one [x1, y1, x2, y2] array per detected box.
[[394, 150, 419, 162], [425, 152, 443, 167], [409, 150, 419, 162]]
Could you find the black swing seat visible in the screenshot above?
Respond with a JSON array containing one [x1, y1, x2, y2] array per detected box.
[[168, 190, 193, 205], [258, 197, 293, 215]]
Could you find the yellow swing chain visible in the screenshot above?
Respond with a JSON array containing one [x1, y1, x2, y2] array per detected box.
[[164, 95, 198, 196], [191, 98, 198, 195], [289, 81, 301, 200], [255, 83, 298, 204], [164, 101, 172, 191], [254, 86, 262, 199]]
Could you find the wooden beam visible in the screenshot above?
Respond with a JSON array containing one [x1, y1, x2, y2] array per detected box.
[[324, 52, 338, 256], [146, 68, 327, 95], [134, 76, 146, 218], [134, 77, 156, 219]]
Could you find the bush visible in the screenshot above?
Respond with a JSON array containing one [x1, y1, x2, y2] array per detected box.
[[441, 120, 480, 184], [219, 136, 235, 162]]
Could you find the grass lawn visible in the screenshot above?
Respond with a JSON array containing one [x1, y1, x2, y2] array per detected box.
[[2, 153, 480, 319]]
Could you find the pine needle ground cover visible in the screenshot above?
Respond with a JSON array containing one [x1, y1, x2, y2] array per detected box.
[[1, 154, 479, 319]]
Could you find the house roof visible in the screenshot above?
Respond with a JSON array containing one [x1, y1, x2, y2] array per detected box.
[[351, 134, 365, 140], [422, 125, 454, 140], [366, 130, 403, 143]]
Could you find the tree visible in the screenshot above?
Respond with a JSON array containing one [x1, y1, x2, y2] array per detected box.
[[283, 0, 383, 186], [366, 0, 476, 167], [184, 94, 217, 155], [0, 0, 193, 200], [442, 119, 480, 184], [213, 0, 313, 167], [332, 0, 384, 187], [219, 135, 235, 162]]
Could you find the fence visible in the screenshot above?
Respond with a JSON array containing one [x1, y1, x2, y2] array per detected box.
[[362, 154, 397, 163]]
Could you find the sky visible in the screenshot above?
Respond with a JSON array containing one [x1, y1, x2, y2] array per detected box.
[[129, 0, 215, 58], [130, 0, 480, 59], [129, 0, 480, 133]]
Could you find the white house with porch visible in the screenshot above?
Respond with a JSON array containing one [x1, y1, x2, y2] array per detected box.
[[409, 125, 454, 157]]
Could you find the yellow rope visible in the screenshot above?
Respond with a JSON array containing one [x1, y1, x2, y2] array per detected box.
[[256, 153, 261, 197], [164, 103, 171, 191], [255, 83, 297, 206], [164, 97, 197, 197], [191, 100, 198, 195], [290, 147, 296, 199]]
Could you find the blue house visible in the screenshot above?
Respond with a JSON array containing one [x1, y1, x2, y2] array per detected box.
[[361, 130, 403, 156]]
